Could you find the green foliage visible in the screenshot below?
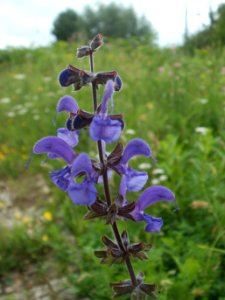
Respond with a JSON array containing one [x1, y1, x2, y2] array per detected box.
[[213, 4, 225, 46], [51, 3, 156, 44], [52, 9, 84, 41], [0, 39, 225, 299], [83, 3, 155, 41]]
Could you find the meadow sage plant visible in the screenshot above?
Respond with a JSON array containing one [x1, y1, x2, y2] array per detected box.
[[33, 34, 176, 299]]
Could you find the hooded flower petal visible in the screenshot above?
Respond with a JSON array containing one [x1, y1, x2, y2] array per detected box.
[[131, 186, 175, 232], [100, 80, 114, 115], [90, 116, 123, 143], [120, 139, 152, 165], [57, 128, 79, 148], [135, 186, 175, 212], [115, 139, 151, 191], [57, 95, 79, 113], [68, 179, 97, 206], [33, 136, 76, 164]]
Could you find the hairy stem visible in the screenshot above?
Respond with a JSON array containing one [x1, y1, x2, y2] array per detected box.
[[89, 53, 139, 292]]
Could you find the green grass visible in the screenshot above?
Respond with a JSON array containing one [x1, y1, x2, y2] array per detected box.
[[0, 39, 225, 299]]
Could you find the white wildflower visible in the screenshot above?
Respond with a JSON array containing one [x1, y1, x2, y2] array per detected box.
[[14, 74, 26, 80], [33, 115, 40, 120], [199, 98, 208, 104], [7, 111, 16, 118], [0, 97, 11, 104], [125, 129, 136, 135], [159, 174, 168, 182], [152, 168, 165, 175], [18, 108, 28, 115], [43, 76, 52, 82], [151, 178, 160, 185], [195, 127, 209, 135], [138, 163, 152, 170]]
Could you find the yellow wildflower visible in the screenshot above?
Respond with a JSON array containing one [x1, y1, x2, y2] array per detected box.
[[42, 211, 53, 221], [0, 152, 6, 161], [42, 235, 49, 242], [22, 216, 32, 224], [146, 102, 154, 110], [14, 212, 22, 220]]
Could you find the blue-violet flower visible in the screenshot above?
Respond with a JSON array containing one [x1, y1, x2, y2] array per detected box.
[[131, 186, 175, 232], [33, 137, 97, 205], [90, 80, 124, 143], [115, 139, 152, 192]]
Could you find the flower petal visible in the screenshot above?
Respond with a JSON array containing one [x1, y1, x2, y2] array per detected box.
[[136, 186, 175, 211], [57, 128, 79, 147], [119, 175, 127, 199], [100, 80, 114, 115], [117, 175, 128, 206], [125, 167, 148, 192], [90, 116, 122, 143], [71, 153, 93, 178], [143, 214, 163, 232], [114, 75, 123, 91], [33, 136, 76, 164], [50, 166, 71, 191], [68, 180, 97, 206], [57, 95, 79, 113], [121, 139, 152, 165], [58, 69, 75, 87]]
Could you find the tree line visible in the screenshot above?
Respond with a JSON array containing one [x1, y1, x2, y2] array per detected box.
[[52, 3, 156, 44], [184, 3, 225, 52]]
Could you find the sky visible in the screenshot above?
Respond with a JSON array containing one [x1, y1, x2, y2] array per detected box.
[[0, 0, 224, 49]]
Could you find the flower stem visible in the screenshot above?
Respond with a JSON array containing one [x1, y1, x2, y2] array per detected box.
[[89, 52, 139, 293]]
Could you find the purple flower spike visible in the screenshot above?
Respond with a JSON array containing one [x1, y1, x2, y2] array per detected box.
[[33, 136, 76, 164], [132, 186, 175, 232], [68, 153, 97, 206], [115, 139, 152, 192], [57, 95, 79, 113]]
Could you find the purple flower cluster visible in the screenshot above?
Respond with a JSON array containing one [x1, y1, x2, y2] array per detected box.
[[33, 76, 175, 232]]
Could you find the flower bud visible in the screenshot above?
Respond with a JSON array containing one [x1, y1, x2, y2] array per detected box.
[[114, 75, 123, 91], [77, 46, 92, 58], [90, 33, 103, 50]]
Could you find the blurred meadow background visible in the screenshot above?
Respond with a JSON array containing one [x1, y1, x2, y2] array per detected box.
[[0, 1, 225, 299]]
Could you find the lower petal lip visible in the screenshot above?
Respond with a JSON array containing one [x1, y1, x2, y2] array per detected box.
[[90, 116, 122, 143]]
